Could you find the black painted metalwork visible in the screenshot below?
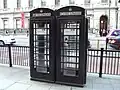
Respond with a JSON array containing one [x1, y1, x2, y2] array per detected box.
[[30, 6, 88, 87], [30, 8, 56, 82], [55, 6, 87, 87]]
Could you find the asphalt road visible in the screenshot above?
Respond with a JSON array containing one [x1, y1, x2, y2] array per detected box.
[[13, 34, 116, 50]]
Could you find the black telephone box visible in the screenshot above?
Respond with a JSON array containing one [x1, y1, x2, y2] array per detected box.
[[30, 8, 56, 82], [30, 6, 88, 87], [55, 6, 87, 86]]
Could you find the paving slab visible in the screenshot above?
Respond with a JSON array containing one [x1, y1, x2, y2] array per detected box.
[[27, 83, 52, 90], [6, 82, 31, 90], [50, 84, 71, 90], [0, 79, 15, 89], [0, 65, 120, 90]]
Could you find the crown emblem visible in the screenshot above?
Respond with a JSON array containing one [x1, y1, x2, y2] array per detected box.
[[40, 9, 43, 13]]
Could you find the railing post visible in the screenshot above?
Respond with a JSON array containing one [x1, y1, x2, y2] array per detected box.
[[8, 45, 12, 67], [105, 38, 108, 50], [97, 40, 99, 49], [99, 48, 104, 77]]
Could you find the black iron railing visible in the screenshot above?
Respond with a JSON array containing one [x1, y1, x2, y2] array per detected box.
[[11, 45, 29, 66], [0, 45, 29, 67], [0, 45, 120, 77], [87, 48, 120, 77], [0, 45, 9, 65]]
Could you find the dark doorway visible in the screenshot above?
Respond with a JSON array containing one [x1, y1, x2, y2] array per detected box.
[[99, 15, 108, 36]]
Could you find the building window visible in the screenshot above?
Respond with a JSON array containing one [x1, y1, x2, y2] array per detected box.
[[28, 19, 30, 28], [41, 0, 46, 6], [3, 0, 7, 8], [55, 0, 60, 6], [3, 19, 8, 30], [101, 0, 108, 3], [84, 0, 90, 4], [17, 0, 21, 8], [29, 0, 33, 7], [69, 0, 75, 4], [87, 17, 90, 29], [16, 19, 21, 29]]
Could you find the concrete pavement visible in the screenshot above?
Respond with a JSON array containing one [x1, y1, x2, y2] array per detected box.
[[0, 65, 120, 90]]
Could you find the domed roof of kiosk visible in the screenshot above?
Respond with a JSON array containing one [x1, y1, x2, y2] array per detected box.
[[30, 8, 55, 16], [30, 8, 54, 13], [55, 6, 85, 16]]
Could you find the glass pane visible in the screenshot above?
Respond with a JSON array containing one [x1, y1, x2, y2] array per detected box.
[[33, 21, 50, 73], [60, 20, 80, 77]]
